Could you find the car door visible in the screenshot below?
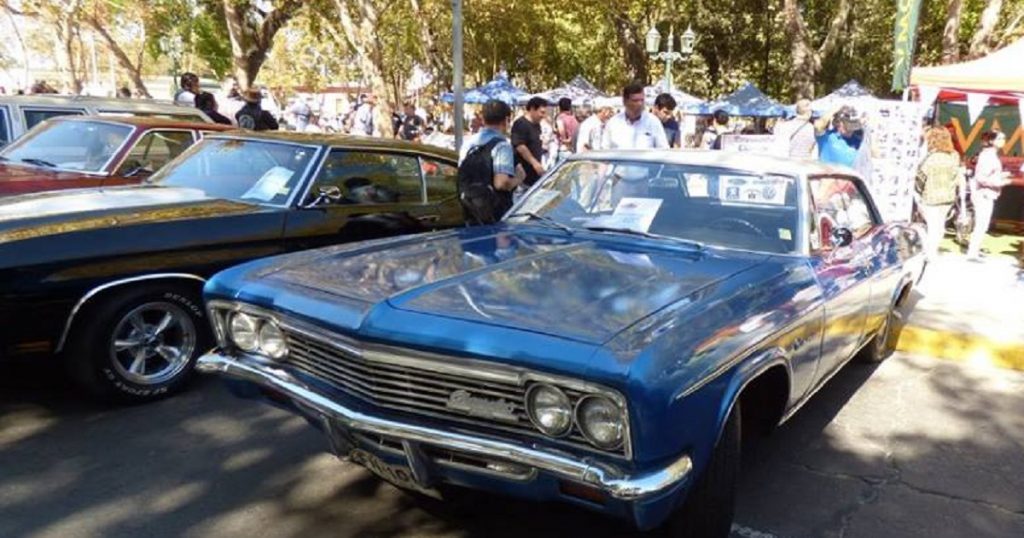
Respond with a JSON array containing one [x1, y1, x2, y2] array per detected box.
[[420, 155, 465, 228], [282, 148, 441, 249], [108, 129, 198, 185], [807, 175, 881, 376]]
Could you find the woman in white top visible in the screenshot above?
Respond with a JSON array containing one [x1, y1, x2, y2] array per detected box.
[[967, 130, 1012, 259]]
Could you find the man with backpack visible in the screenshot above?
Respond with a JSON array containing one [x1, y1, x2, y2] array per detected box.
[[458, 99, 520, 225]]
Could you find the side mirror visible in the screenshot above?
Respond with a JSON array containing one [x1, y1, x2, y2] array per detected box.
[[831, 227, 854, 248], [306, 185, 343, 207]]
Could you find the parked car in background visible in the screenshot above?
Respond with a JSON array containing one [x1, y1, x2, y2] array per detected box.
[[0, 95, 212, 148], [0, 132, 462, 403], [0, 116, 233, 197], [199, 152, 924, 537]]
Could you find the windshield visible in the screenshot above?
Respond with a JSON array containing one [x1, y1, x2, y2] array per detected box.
[[147, 138, 317, 205], [508, 159, 801, 254], [0, 120, 132, 173]]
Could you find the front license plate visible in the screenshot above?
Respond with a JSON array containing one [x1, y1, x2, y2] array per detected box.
[[349, 449, 439, 497]]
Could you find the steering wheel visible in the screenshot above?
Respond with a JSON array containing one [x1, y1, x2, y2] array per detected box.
[[708, 217, 768, 238]]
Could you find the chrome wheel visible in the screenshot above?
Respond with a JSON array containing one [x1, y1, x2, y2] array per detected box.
[[109, 302, 197, 385]]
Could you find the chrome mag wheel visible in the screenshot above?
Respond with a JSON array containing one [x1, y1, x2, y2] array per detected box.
[[109, 302, 197, 385]]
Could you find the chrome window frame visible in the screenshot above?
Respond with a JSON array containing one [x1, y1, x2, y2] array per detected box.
[[297, 147, 432, 208], [208, 299, 634, 460], [168, 134, 324, 209], [20, 105, 87, 130], [0, 117, 136, 177], [108, 127, 200, 177]]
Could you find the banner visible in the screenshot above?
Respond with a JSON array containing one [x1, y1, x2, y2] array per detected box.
[[891, 0, 923, 91], [966, 93, 990, 124], [938, 102, 1023, 157], [917, 85, 940, 110]]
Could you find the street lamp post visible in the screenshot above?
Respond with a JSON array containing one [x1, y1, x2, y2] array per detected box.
[[645, 24, 696, 92]]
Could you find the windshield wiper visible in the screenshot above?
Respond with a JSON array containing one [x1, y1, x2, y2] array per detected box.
[[581, 225, 705, 250], [507, 211, 575, 235], [20, 158, 57, 168]]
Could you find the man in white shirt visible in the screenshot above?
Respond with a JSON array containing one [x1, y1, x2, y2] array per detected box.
[[349, 93, 377, 136], [603, 83, 669, 150], [576, 105, 615, 152], [174, 73, 199, 106]]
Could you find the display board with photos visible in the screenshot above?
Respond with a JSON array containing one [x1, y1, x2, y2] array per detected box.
[[858, 100, 925, 223]]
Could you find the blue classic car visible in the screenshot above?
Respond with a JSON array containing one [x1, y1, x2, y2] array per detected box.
[[197, 151, 924, 536]]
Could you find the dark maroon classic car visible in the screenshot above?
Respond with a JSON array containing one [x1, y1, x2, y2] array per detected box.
[[0, 116, 233, 197]]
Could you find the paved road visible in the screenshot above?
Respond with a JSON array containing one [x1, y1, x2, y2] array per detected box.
[[2, 351, 1023, 538]]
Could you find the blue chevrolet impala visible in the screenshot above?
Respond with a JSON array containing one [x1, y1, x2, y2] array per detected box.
[[197, 151, 924, 537]]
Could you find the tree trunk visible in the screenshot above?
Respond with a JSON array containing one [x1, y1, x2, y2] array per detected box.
[[942, 0, 965, 63], [222, 0, 302, 90], [783, 0, 851, 99], [331, 0, 394, 137], [609, 12, 648, 84], [968, 0, 1004, 58], [84, 17, 151, 98]]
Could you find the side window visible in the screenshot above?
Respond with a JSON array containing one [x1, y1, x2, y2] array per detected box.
[[422, 158, 457, 202], [23, 108, 85, 130], [116, 130, 196, 175], [309, 150, 423, 205], [809, 177, 876, 249], [0, 106, 10, 147]]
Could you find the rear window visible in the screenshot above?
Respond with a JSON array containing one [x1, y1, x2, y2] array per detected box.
[[0, 106, 9, 147], [23, 108, 86, 130]]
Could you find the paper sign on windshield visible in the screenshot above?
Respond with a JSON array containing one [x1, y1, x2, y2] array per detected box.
[[243, 166, 294, 202], [587, 197, 663, 232], [719, 175, 788, 206]]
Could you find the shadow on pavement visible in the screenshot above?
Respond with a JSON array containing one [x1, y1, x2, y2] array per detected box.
[[1, 349, 1022, 538]]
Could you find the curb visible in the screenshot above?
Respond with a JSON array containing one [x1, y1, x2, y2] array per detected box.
[[895, 325, 1024, 371]]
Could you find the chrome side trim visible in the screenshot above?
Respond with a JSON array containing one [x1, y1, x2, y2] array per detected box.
[[198, 353, 691, 500], [55, 273, 207, 353]]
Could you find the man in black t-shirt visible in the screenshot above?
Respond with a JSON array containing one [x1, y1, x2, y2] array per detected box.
[[398, 103, 425, 142], [511, 96, 548, 186]]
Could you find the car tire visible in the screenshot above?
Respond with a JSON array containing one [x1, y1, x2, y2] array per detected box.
[[664, 403, 741, 538], [858, 301, 903, 364], [64, 284, 210, 404]]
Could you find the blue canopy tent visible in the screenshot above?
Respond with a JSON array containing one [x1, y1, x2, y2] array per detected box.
[[699, 83, 788, 117], [441, 74, 529, 105], [644, 82, 704, 111], [809, 80, 877, 114], [519, 75, 609, 106]]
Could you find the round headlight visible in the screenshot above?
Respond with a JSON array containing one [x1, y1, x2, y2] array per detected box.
[[258, 321, 288, 359], [229, 312, 260, 352], [525, 384, 573, 437], [576, 395, 625, 450]]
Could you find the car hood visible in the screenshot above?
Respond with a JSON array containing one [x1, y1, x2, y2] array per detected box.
[[0, 186, 264, 243], [249, 226, 766, 344], [0, 161, 95, 186]]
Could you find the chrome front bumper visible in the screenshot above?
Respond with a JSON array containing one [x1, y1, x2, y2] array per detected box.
[[196, 353, 693, 501]]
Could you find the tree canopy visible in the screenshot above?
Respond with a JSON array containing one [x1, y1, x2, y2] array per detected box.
[[1, 0, 1021, 102]]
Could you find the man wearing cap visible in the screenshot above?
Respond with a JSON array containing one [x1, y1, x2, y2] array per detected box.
[[814, 105, 863, 168], [235, 89, 280, 131]]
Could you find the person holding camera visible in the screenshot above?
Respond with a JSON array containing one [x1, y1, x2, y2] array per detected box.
[[815, 105, 863, 168]]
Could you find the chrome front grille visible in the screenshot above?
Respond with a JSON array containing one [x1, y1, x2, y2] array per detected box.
[[281, 328, 623, 457]]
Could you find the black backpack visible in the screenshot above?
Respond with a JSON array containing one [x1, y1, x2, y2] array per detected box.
[[458, 138, 510, 225]]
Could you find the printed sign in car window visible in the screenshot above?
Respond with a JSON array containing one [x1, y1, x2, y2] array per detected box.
[[243, 166, 294, 201], [586, 197, 663, 232], [719, 175, 788, 206], [684, 174, 710, 197]]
